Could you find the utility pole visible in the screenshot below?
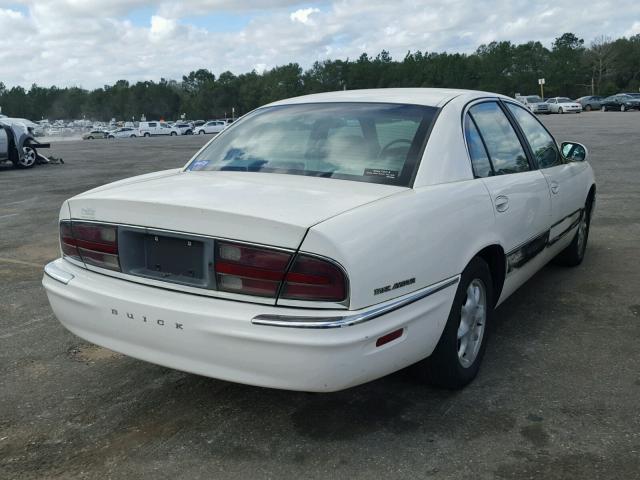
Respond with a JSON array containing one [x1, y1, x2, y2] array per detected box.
[[538, 78, 545, 99]]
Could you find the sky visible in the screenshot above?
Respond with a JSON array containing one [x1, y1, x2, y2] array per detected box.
[[1, 0, 639, 89]]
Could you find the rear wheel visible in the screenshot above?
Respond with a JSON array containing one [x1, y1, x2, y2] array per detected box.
[[585, 104, 592, 112], [559, 107, 564, 114], [413, 257, 493, 389], [130, 135, 136, 138], [170, 131, 177, 136], [621, 104, 626, 112], [87, 136, 94, 139], [144, 132, 150, 137]]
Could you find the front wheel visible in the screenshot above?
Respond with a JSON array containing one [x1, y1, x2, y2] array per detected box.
[[170, 131, 177, 136], [585, 104, 592, 112], [621, 105, 626, 112], [130, 135, 136, 138], [13, 146, 37, 169], [559, 107, 564, 114], [413, 257, 493, 389], [554, 202, 592, 266]]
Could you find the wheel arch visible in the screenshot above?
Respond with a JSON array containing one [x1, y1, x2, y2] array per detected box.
[[475, 244, 506, 306]]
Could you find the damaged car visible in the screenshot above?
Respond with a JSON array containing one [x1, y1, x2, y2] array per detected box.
[[0, 117, 51, 169]]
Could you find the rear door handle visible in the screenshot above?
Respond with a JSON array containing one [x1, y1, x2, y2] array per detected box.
[[494, 195, 509, 212], [550, 181, 559, 194]]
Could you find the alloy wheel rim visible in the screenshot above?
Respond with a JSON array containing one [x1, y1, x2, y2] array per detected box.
[[457, 279, 487, 368], [20, 147, 36, 167], [577, 215, 588, 254]]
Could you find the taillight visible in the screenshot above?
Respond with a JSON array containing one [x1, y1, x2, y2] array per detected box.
[[215, 242, 292, 297], [214, 242, 348, 302], [281, 254, 347, 302], [60, 221, 120, 271]]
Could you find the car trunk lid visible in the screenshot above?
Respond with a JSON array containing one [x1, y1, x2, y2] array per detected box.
[[68, 171, 406, 249]]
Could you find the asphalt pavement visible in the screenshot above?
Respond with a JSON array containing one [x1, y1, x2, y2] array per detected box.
[[1, 114, 639, 479]]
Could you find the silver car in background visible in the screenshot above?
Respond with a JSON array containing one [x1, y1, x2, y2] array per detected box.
[[0, 117, 50, 169], [515, 95, 550, 114]]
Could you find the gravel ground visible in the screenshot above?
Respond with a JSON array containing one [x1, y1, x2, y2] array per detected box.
[[1, 113, 639, 479]]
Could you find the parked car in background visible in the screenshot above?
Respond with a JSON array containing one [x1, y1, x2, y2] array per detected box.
[[195, 120, 226, 135], [515, 95, 550, 114], [193, 120, 205, 127], [0, 118, 50, 169], [575, 96, 603, 111], [44, 88, 596, 392], [600, 94, 640, 112], [139, 122, 180, 137], [173, 123, 194, 135], [545, 97, 582, 114], [82, 130, 109, 140], [108, 127, 139, 139]]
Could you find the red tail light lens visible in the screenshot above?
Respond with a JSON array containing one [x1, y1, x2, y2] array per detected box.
[[215, 242, 292, 297], [280, 254, 347, 302], [60, 221, 120, 271]]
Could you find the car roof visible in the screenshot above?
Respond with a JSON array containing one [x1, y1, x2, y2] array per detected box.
[[265, 88, 509, 108]]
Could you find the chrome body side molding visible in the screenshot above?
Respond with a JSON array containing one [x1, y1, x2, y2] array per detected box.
[[252, 275, 460, 328]]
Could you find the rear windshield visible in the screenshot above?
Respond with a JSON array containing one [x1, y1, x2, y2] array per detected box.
[[186, 102, 438, 186]]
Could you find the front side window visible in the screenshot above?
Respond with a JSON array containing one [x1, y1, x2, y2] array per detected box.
[[468, 102, 530, 175], [186, 102, 438, 186], [506, 103, 562, 169]]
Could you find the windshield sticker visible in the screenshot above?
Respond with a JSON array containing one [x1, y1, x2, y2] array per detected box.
[[364, 168, 399, 180], [190, 160, 210, 171]]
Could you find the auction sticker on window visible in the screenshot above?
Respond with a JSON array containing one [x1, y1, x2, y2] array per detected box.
[[364, 168, 399, 179], [189, 160, 210, 171]]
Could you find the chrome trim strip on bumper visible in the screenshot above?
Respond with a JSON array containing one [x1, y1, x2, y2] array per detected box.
[[44, 260, 75, 285], [251, 275, 460, 329]]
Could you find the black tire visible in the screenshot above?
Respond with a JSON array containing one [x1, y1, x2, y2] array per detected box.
[[585, 104, 592, 112], [87, 136, 94, 140], [621, 105, 626, 112], [186, 130, 193, 135], [130, 135, 136, 138], [559, 107, 564, 114], [108, 135, 114, 139], [413, 257, 494, 389], [554, 201, 592, 267], [602, 106, 607, 112], [144, 132, 151, 137], [170, 131, 177, 136]]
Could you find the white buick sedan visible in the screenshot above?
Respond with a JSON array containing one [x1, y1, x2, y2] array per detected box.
[[43, 89, 596, 392]]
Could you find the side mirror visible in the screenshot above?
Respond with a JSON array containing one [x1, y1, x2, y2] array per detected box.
[[561, 141, 588, 162]]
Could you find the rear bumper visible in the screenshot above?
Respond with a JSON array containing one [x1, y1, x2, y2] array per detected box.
[[43, 259, 457, 392]]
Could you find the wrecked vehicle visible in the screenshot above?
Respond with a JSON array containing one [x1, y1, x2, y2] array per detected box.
[[0, 117, 51, 169]]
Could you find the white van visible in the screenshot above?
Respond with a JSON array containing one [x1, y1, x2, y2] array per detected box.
[[138, 121, 180, 137]]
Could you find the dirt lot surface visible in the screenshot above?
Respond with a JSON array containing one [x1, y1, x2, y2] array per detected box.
[[1, 113, 639, 479]]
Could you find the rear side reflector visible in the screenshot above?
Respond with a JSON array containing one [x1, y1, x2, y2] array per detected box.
[[215, 242, 292, 297], [376, 328, 404, 347], [280, 254, 347, 302], [60, 221, 120, 271]]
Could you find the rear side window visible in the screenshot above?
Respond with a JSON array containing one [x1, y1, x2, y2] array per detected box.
[[506, 103, 562, 169], [469, 102, 530, 175], [464, 115, 492, 178]]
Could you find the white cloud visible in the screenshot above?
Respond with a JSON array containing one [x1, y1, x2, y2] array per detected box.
[[0, 0, 639, 89], [290, 7, 320, 25]]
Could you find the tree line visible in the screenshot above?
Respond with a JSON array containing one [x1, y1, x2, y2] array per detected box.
[[1, 32, 638, 122]]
